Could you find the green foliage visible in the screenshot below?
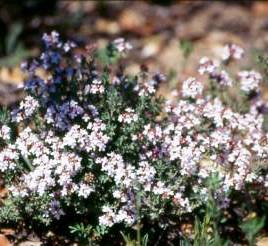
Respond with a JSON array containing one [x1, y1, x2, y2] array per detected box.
[[179, 40, 194, 60], [240, 216, 266, 246], [69, 223, 93, 242], [69, 223, 108, 245], [121, 231, 149, 246], [95, 43, 121, 66], [0, 107, 11, 125], [256, 52, 268, 80], [0, 22, 30, 67], [22, 194, 54, 226], [0, 198, 21, 224], [192, 174, 229, 246], [6, 22, 23, 55], [263, 114, 268, 132]]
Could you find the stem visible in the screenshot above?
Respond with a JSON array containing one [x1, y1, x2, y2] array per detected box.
[[22, 155, 33, 171], [137, 224, 141, 246], [136, 186, 141, 246]]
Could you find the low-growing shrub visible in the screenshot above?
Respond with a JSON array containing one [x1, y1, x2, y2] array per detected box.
[[0, 33, 268, 245]]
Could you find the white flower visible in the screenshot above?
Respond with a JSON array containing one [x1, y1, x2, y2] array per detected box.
[[181, 77, 203, 99], [0, 145, 19, 172], [113, 190, 122, 198], [221, 44, 244, 61], [118, 108, 138, 124], [99, 205, 116, 227], [134, 81, 156, 96], [198, 57, 219, 75], [238, 70, 262, 93], [173, 193, 191, 212], [0, 125, 11, 141], [112, 38, 132, 53], [12, 96, 40, 122], [76, 183, 94, 198], [217, 70, 233, 86], [85, 79, 105, 94]]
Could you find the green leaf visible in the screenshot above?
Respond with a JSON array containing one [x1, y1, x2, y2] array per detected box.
[[0, 107, 10, 124], [142, 233, 149, 246], [179, 40, 193, 59]]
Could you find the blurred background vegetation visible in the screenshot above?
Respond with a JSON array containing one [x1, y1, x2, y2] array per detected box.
[[0, 0, 268, 105]]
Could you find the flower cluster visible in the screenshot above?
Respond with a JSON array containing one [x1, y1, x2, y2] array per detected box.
[[118, 108, 138, 124], [85, 79, 105, 95], [12, 96, 40, 122], [198, 56, 219, 75], [112, 38, 133, 53], [0, 33, 268, 244], [181, 77, 203, 99], [238, 70, 262, 93], [221, 43, 244, 61], [0, 125, 11, 141], [198, 45, 262, 94]]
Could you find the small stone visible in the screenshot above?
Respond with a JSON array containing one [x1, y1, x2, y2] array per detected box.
[[0, 234, 11, 246], [257, 237, 268, 246], [96, 19, 120, 34]]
